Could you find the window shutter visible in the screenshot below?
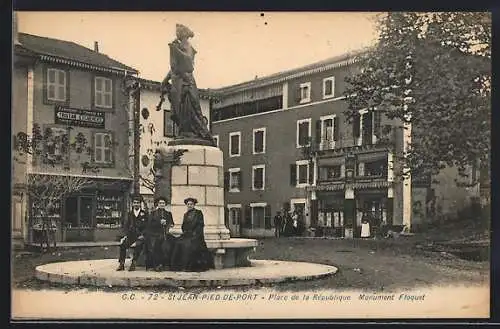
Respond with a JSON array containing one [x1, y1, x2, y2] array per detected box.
[[315, 120, 322, 145], [238, 171, 242, 189], [353, 113, 361, 138], [245, 205, 252, 228], [224, 171, 230, 191], [308, 162, 313, 184], [333, 116, 340, 141], [290, 164, 297, 186], [374, 111, 382, 138], [107, 134, 114, 163], [265, 204, 272, 229], [364, 111, 373, 143], [224, 207, 229, 227]]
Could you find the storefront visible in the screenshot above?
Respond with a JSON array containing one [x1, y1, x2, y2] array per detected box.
[[316, 191, 345, 237], [311, 181, 394, 238], [29, 176, 132, 243]]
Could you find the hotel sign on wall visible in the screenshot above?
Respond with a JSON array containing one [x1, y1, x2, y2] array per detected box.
[[54, 106, 105, 128]]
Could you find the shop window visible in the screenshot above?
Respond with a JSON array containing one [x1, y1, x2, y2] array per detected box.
[[95, 193, 124, 228], [365, 159, 387, 177]]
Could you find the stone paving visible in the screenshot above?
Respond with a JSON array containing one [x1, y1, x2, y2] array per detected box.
[[35, 259, 338, 288]]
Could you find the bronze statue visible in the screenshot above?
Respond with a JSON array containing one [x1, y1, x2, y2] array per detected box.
[[159, 24, 214, 143]]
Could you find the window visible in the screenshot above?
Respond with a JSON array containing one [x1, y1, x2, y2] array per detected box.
[[228, 168, 241, 192], [296, 118, 311, 148], [299, 82, 311, 103], [229, 132, 241, 157], [213, 135, 219, 148], [319, 114, 339, 150], [323, 76, 335, 99], [212, 96, 282, 121], [365, 159, 388, 177], [290, 199, 306, 215], [250, 203, 271, 229], [320, 165, 342, 181], [252, 164, 265, 190], [42, 126, 68, 164], [94, 132, 114, 164], [296, 160, 310, 187], [94, 76, 113, 108], [252, 206, 266, 229], [164, 109, 177, 137], [353, 109, 378, 146], [46, 68, 67, 102], [228, 205, 242, 225], [253, 128, 266, 154]]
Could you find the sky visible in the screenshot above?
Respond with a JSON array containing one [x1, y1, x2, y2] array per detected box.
[[17, 12, 380, 89]]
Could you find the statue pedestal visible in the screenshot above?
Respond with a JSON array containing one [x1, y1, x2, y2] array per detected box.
[[157, 143, 258, 269], [167, 144, 230, 240]]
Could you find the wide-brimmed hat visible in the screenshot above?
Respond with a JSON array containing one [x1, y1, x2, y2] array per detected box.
[[154, 196, 168, 204], [184, 197, 198, 205]]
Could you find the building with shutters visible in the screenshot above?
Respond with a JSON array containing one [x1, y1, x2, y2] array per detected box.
[[135, 78, 212, 209], [12, 28, 140, 245], [210, 49, 482, 238]]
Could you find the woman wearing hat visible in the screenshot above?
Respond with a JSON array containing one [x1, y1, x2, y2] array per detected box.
[[170, 197, 214, 272], [146, 196, 175, 271]]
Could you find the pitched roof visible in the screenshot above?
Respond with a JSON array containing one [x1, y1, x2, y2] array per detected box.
[[18, 33, 138, 74], [211, 47, 370, 95], [137, 77, 212, 100]]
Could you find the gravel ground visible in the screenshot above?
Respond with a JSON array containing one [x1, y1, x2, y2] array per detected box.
[[11, 236, 489, 293]]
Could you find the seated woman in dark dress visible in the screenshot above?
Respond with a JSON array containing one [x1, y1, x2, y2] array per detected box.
[[170, 197, 214, 272]]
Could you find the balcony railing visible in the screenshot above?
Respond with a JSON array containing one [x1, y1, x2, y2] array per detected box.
[[314, 136, 394, 155]]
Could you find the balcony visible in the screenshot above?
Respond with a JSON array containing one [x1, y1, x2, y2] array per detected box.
[[315, 136, 394, 157]]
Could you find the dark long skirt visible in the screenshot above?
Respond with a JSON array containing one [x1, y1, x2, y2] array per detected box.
[[145, 234, 175, 270], [170, 235, 214, 272]]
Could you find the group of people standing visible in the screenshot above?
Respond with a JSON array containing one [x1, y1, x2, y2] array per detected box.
[[117, 195, 214, 272], [273, 209, 305, 238]]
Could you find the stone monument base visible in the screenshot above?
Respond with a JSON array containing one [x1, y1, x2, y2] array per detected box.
[[35, 259, 338, 288], [155, 143, 258, 269]]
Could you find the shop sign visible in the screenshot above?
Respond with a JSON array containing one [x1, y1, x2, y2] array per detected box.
[[55, 106, 105, 128]]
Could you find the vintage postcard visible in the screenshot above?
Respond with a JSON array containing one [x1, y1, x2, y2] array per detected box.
[[11, 11, 491, 320]]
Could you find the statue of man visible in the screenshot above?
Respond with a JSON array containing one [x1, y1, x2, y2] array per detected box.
[[159, 24, 214, 143]]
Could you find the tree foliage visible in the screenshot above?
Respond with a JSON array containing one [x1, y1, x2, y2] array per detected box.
[[344, 12, 491, 183]]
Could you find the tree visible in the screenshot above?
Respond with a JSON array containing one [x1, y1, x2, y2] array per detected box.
[[12, 125, 96, 249], [26, 174, 92, 249], [344, 12, 491, 185]]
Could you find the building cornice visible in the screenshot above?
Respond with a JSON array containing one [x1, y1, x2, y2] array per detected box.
[[212, 53, 365, 97], [39, 54, 138, 76]]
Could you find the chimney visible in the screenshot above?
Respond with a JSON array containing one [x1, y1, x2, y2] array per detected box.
[[94, 41, 99, 53], [13, 12, 20, 45]]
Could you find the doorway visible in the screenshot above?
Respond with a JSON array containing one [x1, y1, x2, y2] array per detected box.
[[227, 205, 241, 237], [64, 195, 95, 242]]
